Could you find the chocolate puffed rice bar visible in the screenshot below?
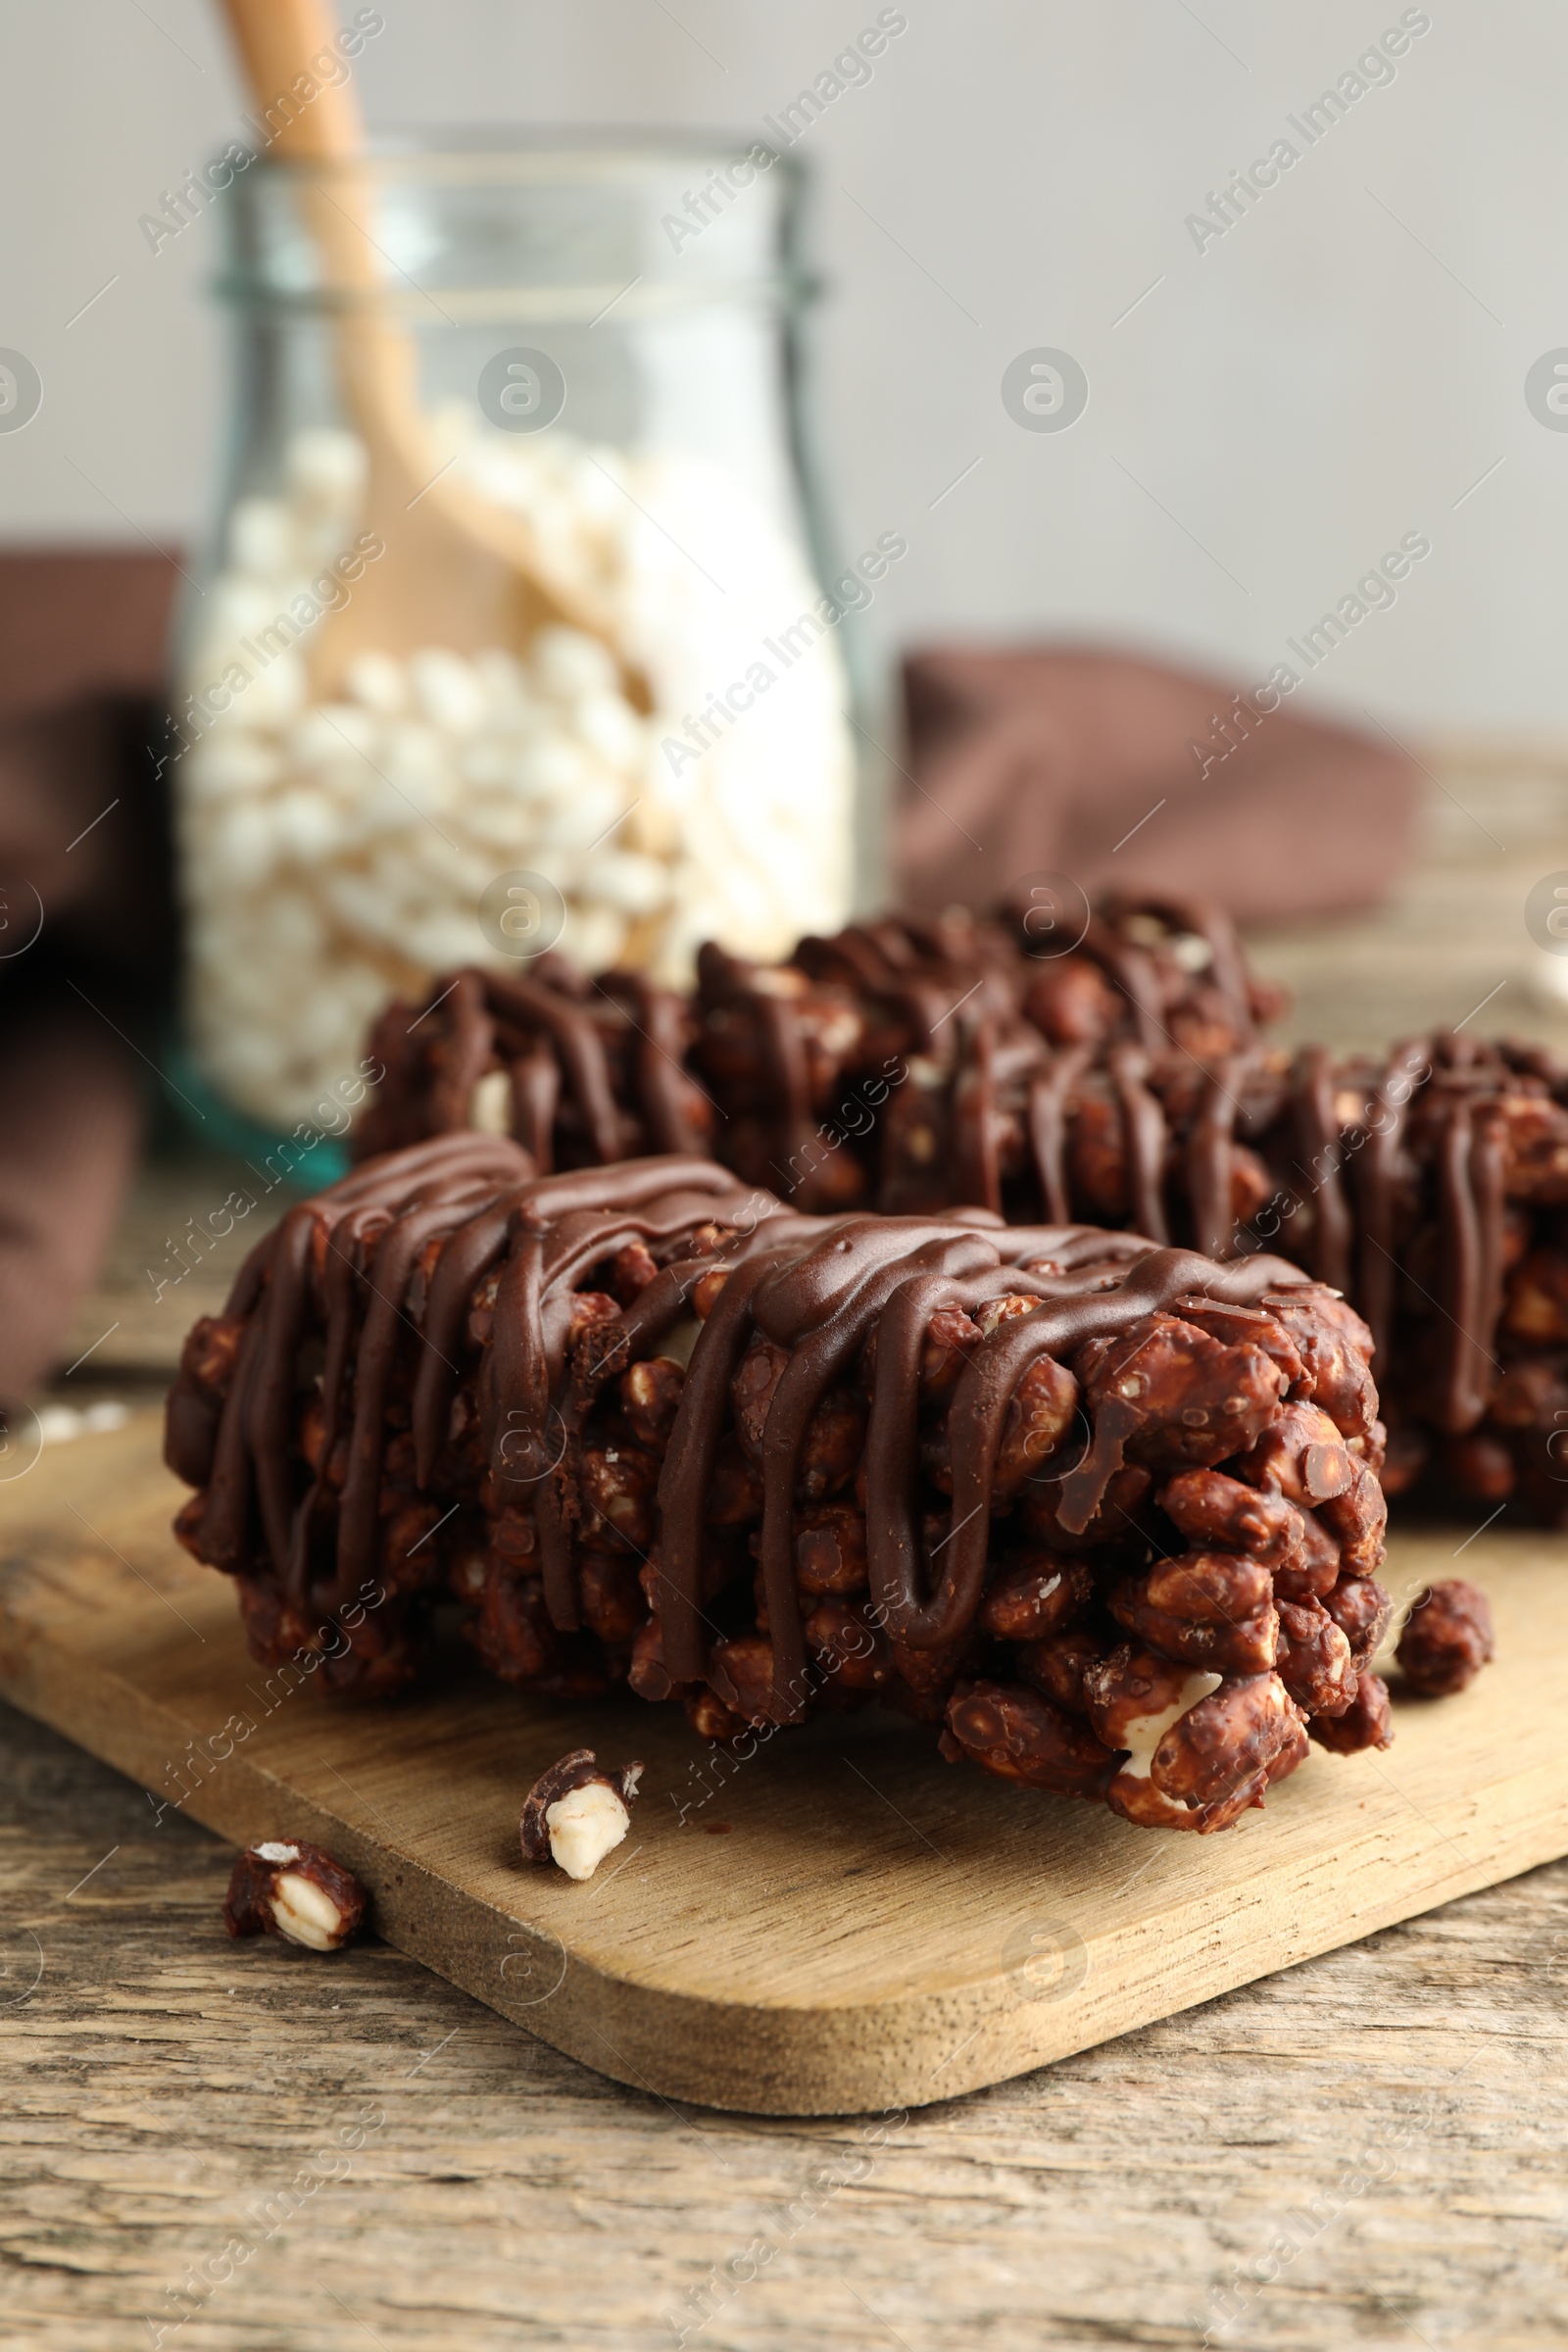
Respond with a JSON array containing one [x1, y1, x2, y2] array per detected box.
[[168, 1137, 1410, 1835]]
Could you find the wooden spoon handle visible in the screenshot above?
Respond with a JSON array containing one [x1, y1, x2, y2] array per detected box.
[[219, 0, 384, 302], [214, 0, 641, 679], [220, 0, 364, 161]]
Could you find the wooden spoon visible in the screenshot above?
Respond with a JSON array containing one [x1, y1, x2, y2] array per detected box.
[[217, 0, 650, 708]]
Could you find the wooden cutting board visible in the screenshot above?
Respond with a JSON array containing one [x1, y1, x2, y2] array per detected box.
[[0, 1412, 1559, 2117]]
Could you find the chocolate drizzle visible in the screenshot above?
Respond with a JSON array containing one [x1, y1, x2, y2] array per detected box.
[[1183, 1035, 1538, 1432], [1349, 1038, 1427, 1371], [1307, 1035, 1543, 1432], [1099, 893, 1256, 1049], [1025, 1045, 1095, 1224], [1427, 1090, 1508, 1434], [1107, 1044, 1170, 1244], [186, 1136, 527, 1578], [184, 1136, 766, 1617], [341, 906, 1568, 1463], [657, 1217, 1304, 1716], [696, 943, 820, 1194], [357, 897, 1265, 1234], [1291, 1045, 1353, 1292], [1079, 915, 1167, 1058], [1186, 1056, 1246, 1261], [358, 960, 712, 1172]]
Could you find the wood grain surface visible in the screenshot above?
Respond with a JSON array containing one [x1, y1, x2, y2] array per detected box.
[[0, 1412, 1564, 2142], [5, 1684, 1568, 2352]]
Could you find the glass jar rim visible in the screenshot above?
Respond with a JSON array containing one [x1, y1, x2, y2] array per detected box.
[[236, 123, 808, 184], [213, 127, 817, 321]]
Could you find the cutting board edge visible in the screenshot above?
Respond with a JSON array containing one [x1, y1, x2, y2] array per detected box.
[[6, 1607, 1567, 2116]]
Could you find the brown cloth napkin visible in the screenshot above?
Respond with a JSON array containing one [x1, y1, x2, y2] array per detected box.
[[0, 1003, 142, 1400], [0, 553, 182, 1398], [0, 692, 173, 1398], [895, 645, 1421, 924]]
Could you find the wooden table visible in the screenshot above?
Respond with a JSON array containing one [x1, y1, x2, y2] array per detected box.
[[8, 765, 1568, 2349], [8, 1691, 1567, 2351]]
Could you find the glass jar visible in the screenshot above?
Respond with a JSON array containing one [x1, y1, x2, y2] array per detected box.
[[171, 132, 858, 1136]]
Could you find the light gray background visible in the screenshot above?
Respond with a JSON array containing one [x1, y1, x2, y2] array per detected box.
[[1, 0, 1559, 734]]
